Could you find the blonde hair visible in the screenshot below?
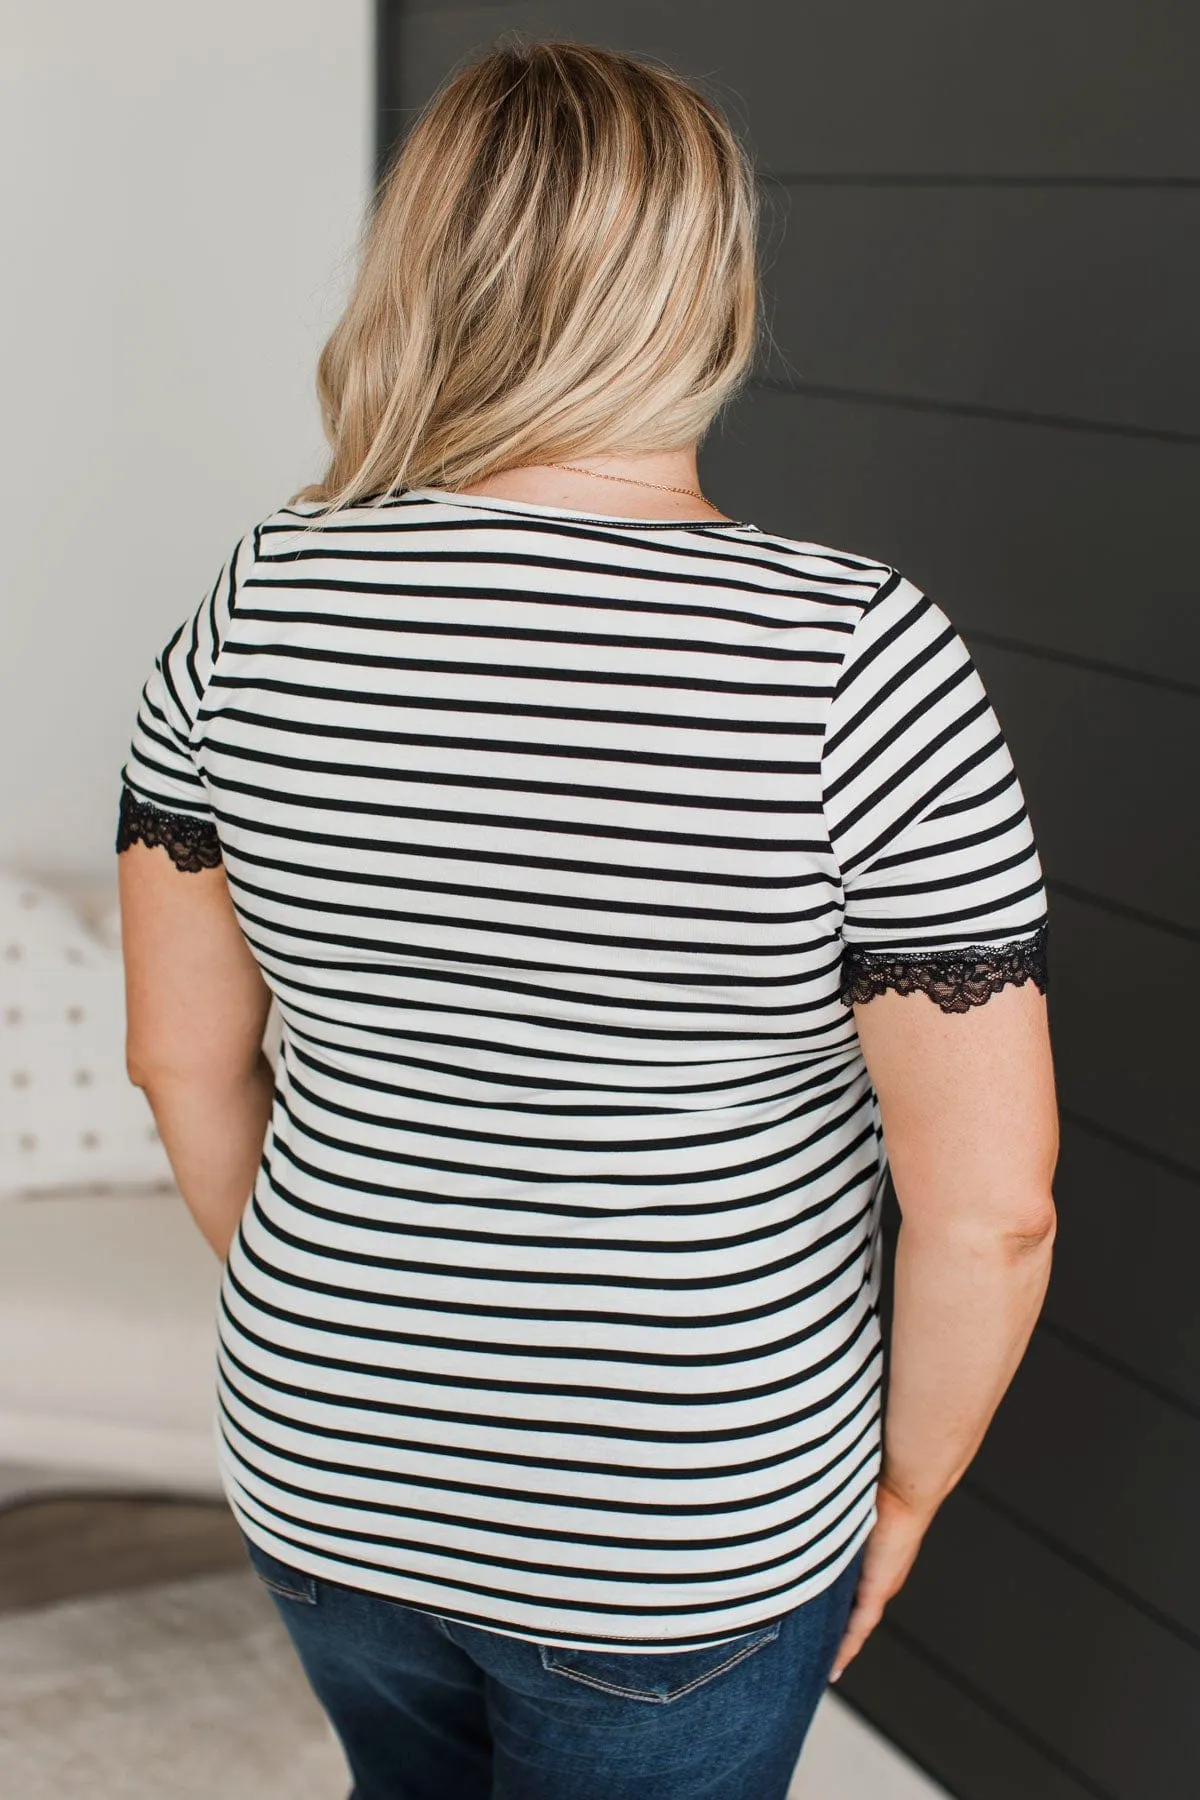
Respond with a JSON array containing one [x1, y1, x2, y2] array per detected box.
[[293, 40, 760, 511]]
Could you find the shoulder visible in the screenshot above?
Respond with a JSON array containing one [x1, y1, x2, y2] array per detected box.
[[235, 497, 321, 573], [749, 541, 969, 690], [245, 492, 428, 571], [148, 516, 274, 698], [745, 524, 893, 587], [733, 525, 909, 629]]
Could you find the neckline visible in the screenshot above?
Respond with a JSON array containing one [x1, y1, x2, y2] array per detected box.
[[406, 485, 755, 532]]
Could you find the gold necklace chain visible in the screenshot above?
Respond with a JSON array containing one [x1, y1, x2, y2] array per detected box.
[[542, 461, 720, 511]]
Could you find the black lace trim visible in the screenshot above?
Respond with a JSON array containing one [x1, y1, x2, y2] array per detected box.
[[840, 923, 1048, 1014], [116, 785, 222, 872]]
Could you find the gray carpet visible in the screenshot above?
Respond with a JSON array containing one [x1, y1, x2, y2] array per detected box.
[[0, 1567, 347, 1799]]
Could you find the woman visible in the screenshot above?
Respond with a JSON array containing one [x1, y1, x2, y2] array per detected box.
[[117, 41, 1057, 1800]]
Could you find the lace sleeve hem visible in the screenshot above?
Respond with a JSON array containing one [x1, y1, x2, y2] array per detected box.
[[116, 785, 222, 872], [840, 923, 1048, 1014]]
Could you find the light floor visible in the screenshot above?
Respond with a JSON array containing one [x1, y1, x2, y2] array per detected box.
[[795, 1696, 950, 1799]]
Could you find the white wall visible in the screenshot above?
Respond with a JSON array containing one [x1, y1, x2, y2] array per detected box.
[[0, 0, 372, 879]]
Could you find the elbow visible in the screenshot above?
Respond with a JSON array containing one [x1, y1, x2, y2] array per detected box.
[[125, 1042, 189, 1089], [126, 1037, 182, 1089], [126, 1041, 263, 1090], [900, 1191, 1058, 1260], [1002, 1196, 1057, 1258]]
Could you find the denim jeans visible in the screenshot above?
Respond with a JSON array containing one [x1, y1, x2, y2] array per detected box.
[[242, 1532, 865, 1800]]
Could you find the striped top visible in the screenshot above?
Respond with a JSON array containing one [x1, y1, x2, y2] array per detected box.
[[117, 485, 1048, 1651]]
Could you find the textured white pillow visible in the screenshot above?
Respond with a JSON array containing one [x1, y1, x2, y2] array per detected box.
[[0, 870, 175, 1197]]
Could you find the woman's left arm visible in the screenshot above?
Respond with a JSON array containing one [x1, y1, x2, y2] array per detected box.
[[119, 839, 274, 1259]]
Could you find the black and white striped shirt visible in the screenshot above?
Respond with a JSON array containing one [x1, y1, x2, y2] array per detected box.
[[118, 486, 1048, 1650]]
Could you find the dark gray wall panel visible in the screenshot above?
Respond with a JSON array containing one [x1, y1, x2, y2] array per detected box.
[[760, 187, 1200, 437], [1045, 1121, 1200, 1409], [964, 645, 1200, 931], [841, 1626, 1099, 1800], [969, 1330, 1200, 1639], [890, 1489, 1200, 1800], [1049, 894, 1200, 1175], [700, 386, 1200, 684], [397, 2, 1200, 177]]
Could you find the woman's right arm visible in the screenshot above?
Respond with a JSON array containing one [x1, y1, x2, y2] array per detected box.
[[829, 977, 1059, 1680]]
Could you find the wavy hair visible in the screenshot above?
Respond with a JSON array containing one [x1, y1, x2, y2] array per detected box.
[[293, 40, 760, 510]]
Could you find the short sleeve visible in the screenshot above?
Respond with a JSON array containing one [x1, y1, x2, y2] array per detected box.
[[116, 532, 254, 871], [822, 572, 1049, 1013]]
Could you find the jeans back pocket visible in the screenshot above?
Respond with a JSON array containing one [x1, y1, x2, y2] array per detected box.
[[538, 1619, 781, 1705], [242, 1532, 319, 1605]]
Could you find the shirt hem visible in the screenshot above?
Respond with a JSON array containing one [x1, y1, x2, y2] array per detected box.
[[225, 1479, 878, 1655]]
